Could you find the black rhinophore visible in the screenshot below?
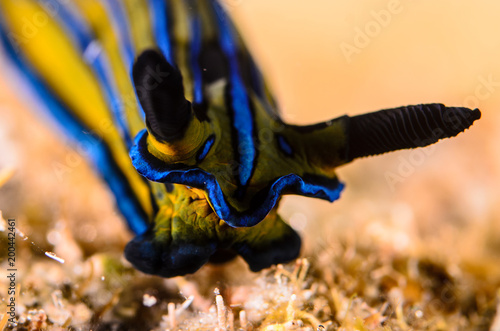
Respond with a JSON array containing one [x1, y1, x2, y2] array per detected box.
[[133, 49, 192, 142], [346, 104, 481, 161]]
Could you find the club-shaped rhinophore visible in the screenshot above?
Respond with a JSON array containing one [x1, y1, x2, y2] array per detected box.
[[133, 50, 193, 142]]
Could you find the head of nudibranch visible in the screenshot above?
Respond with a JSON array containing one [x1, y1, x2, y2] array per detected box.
[[126, 43, 481, 277], [130, 49, 481, 229]]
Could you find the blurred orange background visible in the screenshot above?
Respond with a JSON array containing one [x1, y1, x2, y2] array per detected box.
[[230, 0, 500, 258], [0, 1, 499, 261]]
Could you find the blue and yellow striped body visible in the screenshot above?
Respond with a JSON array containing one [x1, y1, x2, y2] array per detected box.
[[0, 0, 480, 277], [0, 0, 305, 276]]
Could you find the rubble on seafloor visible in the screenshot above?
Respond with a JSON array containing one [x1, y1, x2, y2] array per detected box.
[[1, 203, 500, 330]]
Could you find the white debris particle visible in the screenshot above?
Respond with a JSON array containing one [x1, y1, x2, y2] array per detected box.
[[44, 251, 65, 264], [143, 294, 158, 307]]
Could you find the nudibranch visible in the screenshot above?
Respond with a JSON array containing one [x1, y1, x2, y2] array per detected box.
[[0, 0, 480, 277]]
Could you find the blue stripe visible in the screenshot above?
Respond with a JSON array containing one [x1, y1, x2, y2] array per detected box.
[[100, 0, 145, 126], [101, 0, 147, 123], [189, 14, 203, 104], [212, 1, 255, 187], [102, 0, 135, 70], [0, 23, 149, 235], [196, 135, 215, 163], [48, 1, 134, 148], [149, 0, 173, 64], [40, 0, 93, 50], [277, 135, 293, 156], [93, 53, 134, 147]]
